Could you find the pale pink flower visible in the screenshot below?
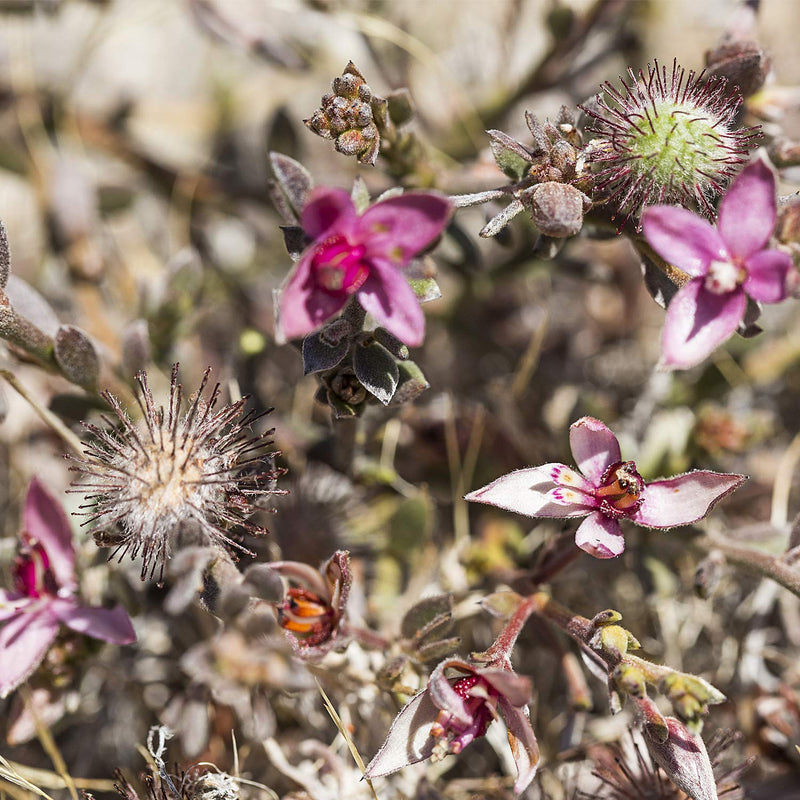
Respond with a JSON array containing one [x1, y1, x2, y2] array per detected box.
[[277, 187, 452, 346], [465, 417, 746, 559], [365, 657, 539, 794], [0, 479, 135, 698], [643, 158, 793, 369]]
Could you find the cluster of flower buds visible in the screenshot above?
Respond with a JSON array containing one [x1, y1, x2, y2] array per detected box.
[[304, 61, 384, 166]]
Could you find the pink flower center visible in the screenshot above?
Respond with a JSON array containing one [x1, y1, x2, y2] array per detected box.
[[704, 259, 745, 295], [430, 675, 497, 756], [13, 536, 57, 598], [595, 460, 645, 518], [310, 235, 369, 295]]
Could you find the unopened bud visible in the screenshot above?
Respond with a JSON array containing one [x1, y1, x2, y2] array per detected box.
[[54, 325, 100, 390], [705, 40, 771, 99], [528, 182, 591, 238]]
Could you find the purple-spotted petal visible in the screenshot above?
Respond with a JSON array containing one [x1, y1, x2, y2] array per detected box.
[[465, 465, 594, 519], [50, 598, 136, 644], [718, 158, 777, 260], [356, 257, 425, 346], [660, 280, 747, 370], [428, 659, 473, 727], [642, 206, 727, 277], [301, 187, 357, 240], [359, 193, 452, 265], [551, 464, 597, 495], [574, 513, 625, 559], [0, 608, 59, 698], [23, 478, 76, 592], [498, 699, 540, 795], [278, 250, 348, 342], [569, 417, 621, 485], [630, 471, 746, 529], [363, 689, 438, 778], [744, 249, 792, 303]]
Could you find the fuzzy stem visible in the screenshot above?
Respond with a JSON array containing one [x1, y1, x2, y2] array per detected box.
[[696, 532, 800, 599]]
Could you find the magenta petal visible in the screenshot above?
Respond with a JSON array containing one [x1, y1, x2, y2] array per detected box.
[[574, 513, 625, 559], [497, 699, 540, 795], [0, 608, 59, 698], [363, 689, 438, 778], [50, 598, 136, 644], [569, 417, 622, 484], [744, 249, 792, 303], [661, 280, 746, 369], [465, 465, 595, 519], [24, 478, 76, 591], [301, 187, 356, 240], [359, 192, 452, 265], [278, 251, 347, 341], [718, 159, 777, 260], [630, 471, 746, 529], [356, 257, 425, 346], [642, 206, 727, 277]]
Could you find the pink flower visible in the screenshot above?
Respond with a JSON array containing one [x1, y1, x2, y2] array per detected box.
[[0, 479, 136, 698], [266, 550, 352, 660], [365, 657, 539, 794], [642, 158, 793, 369], [465, 417, 746, 559], [277, 188, 452, 346]]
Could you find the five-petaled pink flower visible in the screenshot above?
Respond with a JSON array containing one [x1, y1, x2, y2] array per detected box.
[[643, 158, 793, 369], [465, 417, 746, 559], [365, 657, 539, 794], [277, 187, 452, 346], [0, 479, 136, 698]]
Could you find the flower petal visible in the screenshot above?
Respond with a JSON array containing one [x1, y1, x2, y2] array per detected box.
[[50, 598, 136, 644], [644, 718, 716, 800], [574, 513, 625, 559], [24, 478, 76, 591], [277, 250, 347, 342], [465, 465, 595, 519], [359, 192, 452, 265], [642, 207, 726, 277], [744, 249, 792, 303], [0, 608, 59, 698], [356, 257, 425, 346], [498, 699, 540, 795], [718, 158, 776, 260], [569, 417, 621, 485], [630, 471, 746, 529], [480, 669, 532, 708], [301, 187, 356, 240], [428, 659, 473, 727], [363, 689, 438, 778], [660, 280, 746, 370]]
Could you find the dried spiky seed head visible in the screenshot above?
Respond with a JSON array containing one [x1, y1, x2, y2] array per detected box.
[[581, 59, 761, 229], [69, 365, 286, 584]]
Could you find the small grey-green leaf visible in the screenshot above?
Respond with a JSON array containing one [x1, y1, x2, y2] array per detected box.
[[302, 331, 350, 374], [353, 341, 399, 405], [407, 275, 441, 303], [351, 176, 371, 214], [488, 130, 533, 181], [401, 594, 453, 640], [479, 198, 525, 238], [280, 225, 308, 261], [415, 637, 461, 662], [390, 360, 429, 406], [54, 325, 100, 390], [386, 88, 414, 126], [270, 152, 313, 219]]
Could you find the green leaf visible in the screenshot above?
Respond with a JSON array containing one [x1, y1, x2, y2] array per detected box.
[[400, 594, 453, 640], [353, 341, 399, 405], [390, 360, 429, 406], [302, 331, 350, 374], [386, 88, 414, 126]]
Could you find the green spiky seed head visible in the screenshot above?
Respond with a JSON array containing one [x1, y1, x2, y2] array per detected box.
[[581, 59, 761, 229]]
